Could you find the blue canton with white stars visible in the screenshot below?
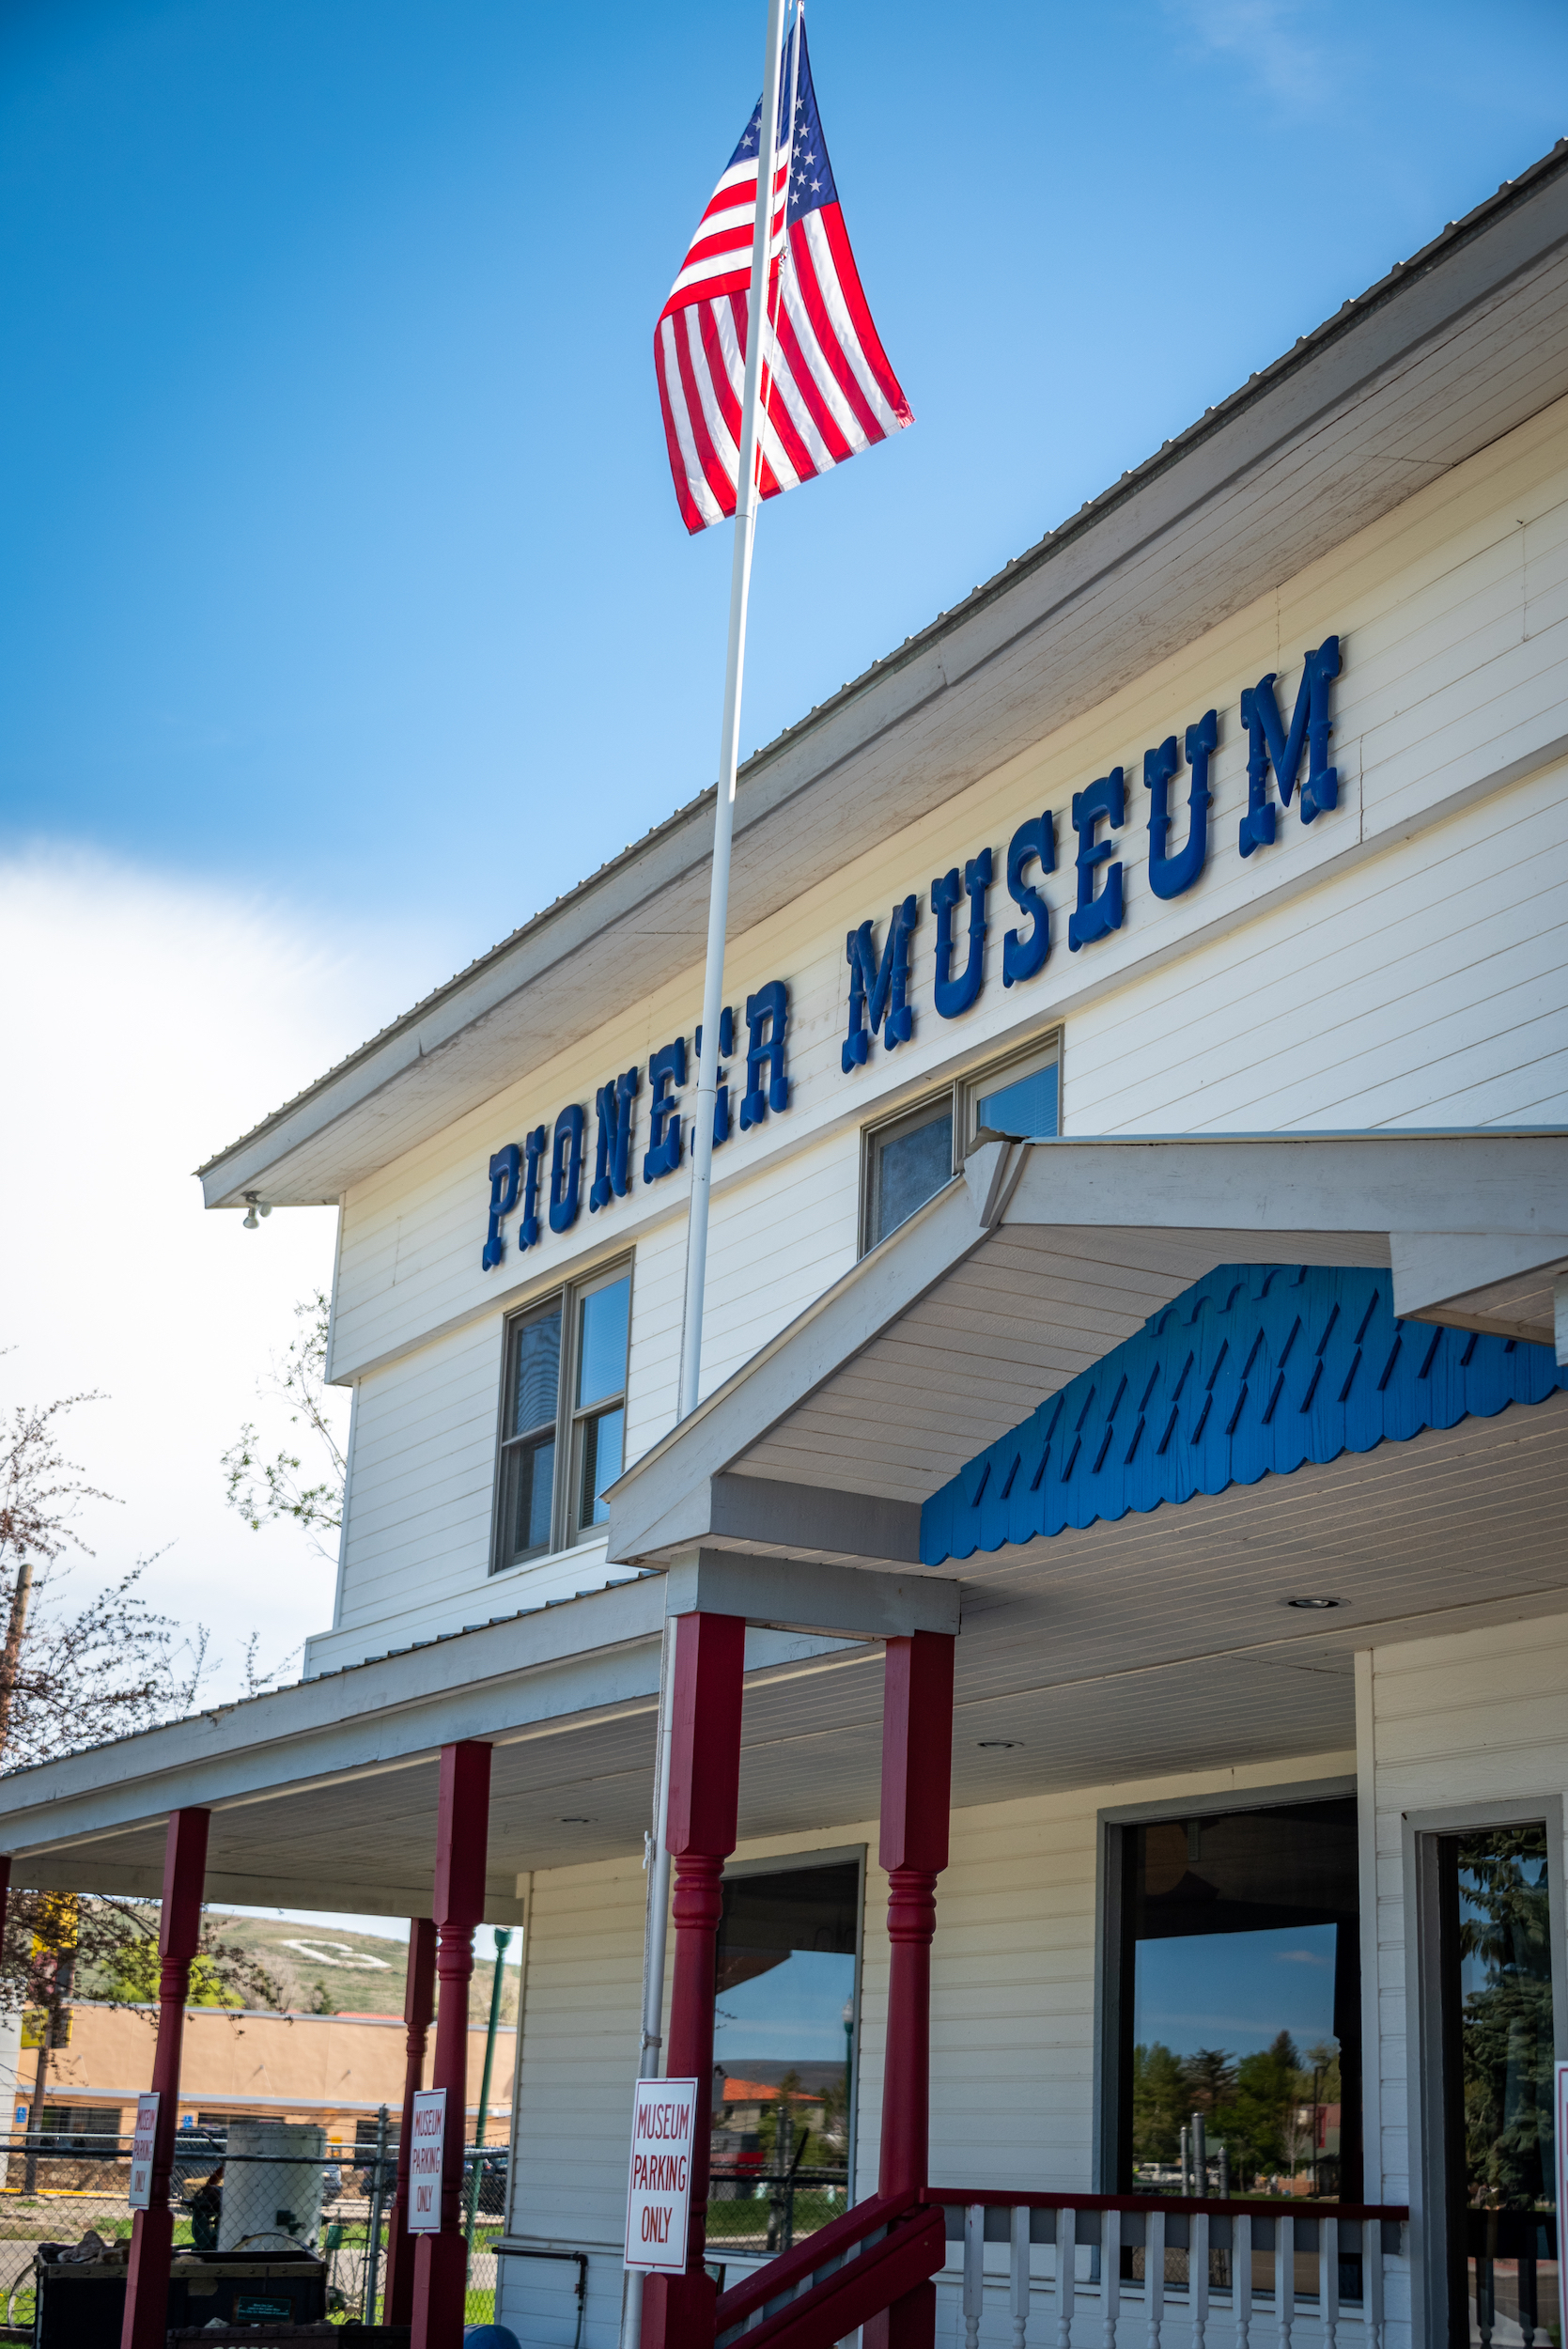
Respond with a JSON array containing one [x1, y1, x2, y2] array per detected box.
[[726, 20, 839, 222]]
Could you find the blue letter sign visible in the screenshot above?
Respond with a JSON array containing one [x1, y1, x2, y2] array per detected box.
[[1238, 636, 1341, 855], [644, 1038, 687, 1182], [843, 896, 920, 1071], [1002, 815, 1054, 987], [1067, 770, 1126, 952], [1144, 711, 1216, 900], [933, 848, 992, 1019], [590, 1068, 641, 1212]]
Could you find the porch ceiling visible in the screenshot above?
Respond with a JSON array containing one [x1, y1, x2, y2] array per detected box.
[[14, 1391, 1567, 1910]]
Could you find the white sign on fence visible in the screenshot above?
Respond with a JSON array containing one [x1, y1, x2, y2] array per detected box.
[[128, 2092, 159, 2209], [409, 2086, 446, 2232], [624, 2077, 699, 2274]]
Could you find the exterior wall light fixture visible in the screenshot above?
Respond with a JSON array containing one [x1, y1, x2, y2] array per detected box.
[[241, 1192, 272, 1230]]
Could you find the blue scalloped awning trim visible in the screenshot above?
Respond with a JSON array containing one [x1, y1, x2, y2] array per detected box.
[[919, 1262, 1568, 1566]]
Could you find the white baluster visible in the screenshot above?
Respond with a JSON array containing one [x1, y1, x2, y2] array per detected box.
[[1145, 2209, 1164, 2349], [1189, 2212, 1208, 2349], [1057, 2205, 1076, 2349], [964, 2202, 985, 2349], [1234, 2214, 1252, 2349], [1276, 2215, 1294, 2349], [1102, 2208, 1120, 2349], [1011, 2205, 1031, 2349], [1365, 2220, 1384, 2349], [1319, 2216, 1339, 2349]]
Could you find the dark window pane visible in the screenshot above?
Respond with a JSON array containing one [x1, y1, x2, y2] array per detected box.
[[508, 1433, 554, 1561], [977, 1059, 1058, 1140], [1440, 1822, 1558, 2344], [872, 1108, 953, 1246], [709, 1863, 860, 2252], [578, 1406, 624, 1530], [578, 1277, 630, 1408], [512, 1308, 561, 1438], [1122, 1797, 1360, 2200]]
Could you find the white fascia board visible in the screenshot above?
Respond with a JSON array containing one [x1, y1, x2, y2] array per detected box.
[[662, 1550, 960, 1640], [0, 1578, 664, 1852], [605, 1173, 990, 1563], [607, 1129, 1568, 1563], [1002, 1131, 1568, 1238], [196, 159, 1568, 1212]]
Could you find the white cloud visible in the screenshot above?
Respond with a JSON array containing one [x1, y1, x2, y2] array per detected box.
[[0, 849, 438, 1700]]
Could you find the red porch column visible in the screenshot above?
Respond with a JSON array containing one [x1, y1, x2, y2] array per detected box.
[[640, 1610, 746, 2349], [411, 1742, 491, 2349], [866, 1631, 955, 2349], [382, 1913, 437, 2326], [121, 1807, 210, 2349]]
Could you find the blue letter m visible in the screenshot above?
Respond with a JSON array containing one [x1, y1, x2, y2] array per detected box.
[[1238, 635, 1341, 856], [843, 896, 919, 1072]]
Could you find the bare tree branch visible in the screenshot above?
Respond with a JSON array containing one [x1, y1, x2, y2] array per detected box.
[[221, 1292, 347, 1558]]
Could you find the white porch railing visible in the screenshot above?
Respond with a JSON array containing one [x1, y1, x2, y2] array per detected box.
[[934, 2194, 1408, 2349]]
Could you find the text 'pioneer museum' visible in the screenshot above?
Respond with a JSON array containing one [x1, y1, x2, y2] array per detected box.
[[11, 137, 1568, 2349]]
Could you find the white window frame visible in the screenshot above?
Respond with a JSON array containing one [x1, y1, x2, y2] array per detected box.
[[491, 1254, 633, 1573], [859, 1028, 1061, 1257]]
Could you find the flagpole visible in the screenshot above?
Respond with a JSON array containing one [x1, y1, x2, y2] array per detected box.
[[678, 0, 789, 1425], [620, 16, 787, 2346]]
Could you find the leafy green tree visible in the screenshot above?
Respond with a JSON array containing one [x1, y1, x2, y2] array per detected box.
[[1183, 2047, 1236, 2115], [1131, 2042, 1187, 2165], [223, 1293, 347, 1558], [1454, 1828, 1553, 2210], [1220, 2030, 1301, 2184]]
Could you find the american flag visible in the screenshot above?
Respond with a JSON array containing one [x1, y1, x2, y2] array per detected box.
[[655, 14, 911, 536]]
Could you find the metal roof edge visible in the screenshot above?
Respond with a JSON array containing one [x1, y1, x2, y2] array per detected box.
[[195, 140, 1568, 1203]]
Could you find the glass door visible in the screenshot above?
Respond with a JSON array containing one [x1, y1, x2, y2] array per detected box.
[[1436, 1823, 1560, 2346]]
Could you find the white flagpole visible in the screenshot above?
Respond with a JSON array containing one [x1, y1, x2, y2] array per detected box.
[[677, 0, 790, 1424], [620, 17, 788, 2345]]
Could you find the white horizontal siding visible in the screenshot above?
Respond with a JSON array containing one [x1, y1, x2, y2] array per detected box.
[[500, 1750, 1353, 2348], [322, 393, 1568, 1658], [1362, 1613, 1568, 2244]]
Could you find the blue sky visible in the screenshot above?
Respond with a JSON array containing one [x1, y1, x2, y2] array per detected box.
[[1, 1, 1566, 1936], [5, 0, 1568, 1006], [1134, 1925, 1339, 2060], [714, 1949, 856, 2066]]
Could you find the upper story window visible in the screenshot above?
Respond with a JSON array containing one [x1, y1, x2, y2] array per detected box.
[[861, 1034, 1059, 1253], [494, 1261, 631, 1571]]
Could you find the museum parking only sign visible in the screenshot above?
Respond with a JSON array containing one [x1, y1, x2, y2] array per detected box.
[[128, 2093, 159, 2209], [625, 2077, 699, 2273], [409, 2087, 446, 2232]]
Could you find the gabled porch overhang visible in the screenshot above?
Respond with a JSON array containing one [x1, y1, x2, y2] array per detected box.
[[606, 1130, 1568, 1791]]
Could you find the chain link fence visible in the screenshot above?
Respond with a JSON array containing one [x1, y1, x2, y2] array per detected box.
[[705, 2165, 851, 2258], [0, 2119, 510, 2337]]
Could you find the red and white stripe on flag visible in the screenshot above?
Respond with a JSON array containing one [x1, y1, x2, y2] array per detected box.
[[654, 16, 911, 536]]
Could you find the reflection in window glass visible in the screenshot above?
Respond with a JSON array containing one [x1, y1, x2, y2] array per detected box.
[[871, 1108, 953, 1247], [511, 1436, 555, 1557], [513, 1308, 562, 1436], [976, 1058, 1058, 1141], [1440, 1822, 1558, 2345], [1121, 1798, 1360, 2200], [578, 1277, 630, 1408], [709, 1862, 860, 2254], [579, 1406, 624, 1529]]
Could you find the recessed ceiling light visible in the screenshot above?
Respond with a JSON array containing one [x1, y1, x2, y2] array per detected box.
[[1285, 1596, 1343, 1610], [977, 1738, 1023, 1750], [559, 1814, 596, 1824]]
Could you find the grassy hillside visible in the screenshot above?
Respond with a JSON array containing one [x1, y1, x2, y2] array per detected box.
[[203, 1913, 520, 2024]]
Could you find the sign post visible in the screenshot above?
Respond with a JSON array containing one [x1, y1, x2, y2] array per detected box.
[[1556, 2061, 1568, 2349], [128, 2092, 159, 2210], [408, 2086, 446, 2233], [624, 2077, 699, 2275]]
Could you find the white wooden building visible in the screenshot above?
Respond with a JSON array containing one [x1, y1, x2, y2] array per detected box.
[[10, 140, 1568, 2349]]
